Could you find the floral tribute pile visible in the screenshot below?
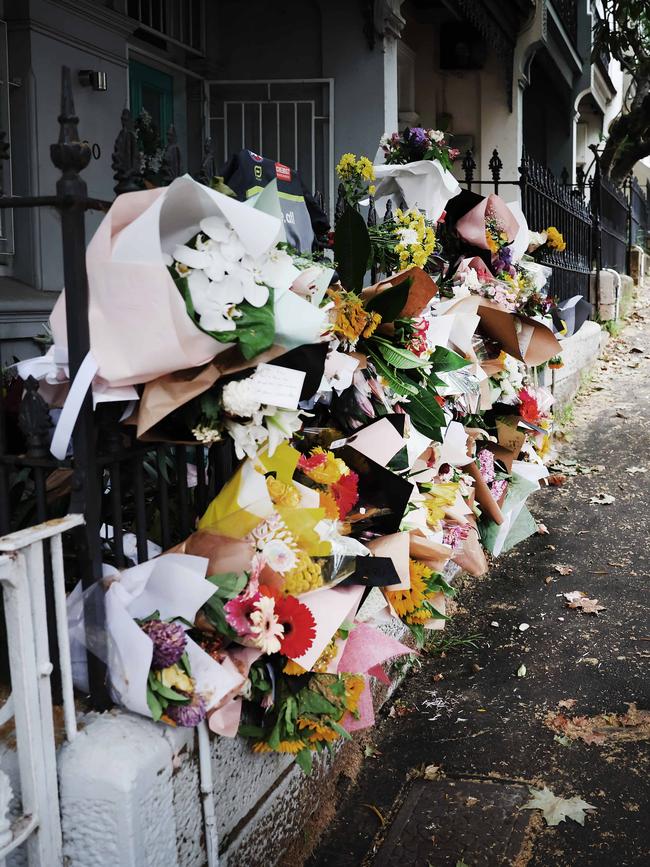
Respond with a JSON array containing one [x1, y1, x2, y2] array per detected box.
[[22, 136, 587, 775]]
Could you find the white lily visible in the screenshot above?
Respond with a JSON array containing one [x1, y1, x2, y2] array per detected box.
[[263, 407, 305, 456]]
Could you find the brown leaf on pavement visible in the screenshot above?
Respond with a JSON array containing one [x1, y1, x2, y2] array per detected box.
[[563, 591, 606, 615], [553, 564, 573, 575]]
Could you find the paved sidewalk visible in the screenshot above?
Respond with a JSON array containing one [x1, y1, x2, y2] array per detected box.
[[307, 294, 650, 867]]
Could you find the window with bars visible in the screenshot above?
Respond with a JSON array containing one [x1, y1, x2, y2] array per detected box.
[[0, 18, 14, 256], [124, 0, 206, 56]]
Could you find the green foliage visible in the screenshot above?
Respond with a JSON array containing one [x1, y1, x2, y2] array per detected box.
[[334, 206, 372, 292]]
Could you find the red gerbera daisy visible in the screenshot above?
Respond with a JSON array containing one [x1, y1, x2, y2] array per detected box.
[[275, 594, 316, 658], [518, 388, 540, 424], [331, 469, 359, 519], [297, 451, 328, 472]]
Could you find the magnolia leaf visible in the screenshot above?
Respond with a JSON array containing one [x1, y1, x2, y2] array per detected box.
[[365, 276, 412, 321], [334, 206, 371, 292], [374, 338, 432, 370], [404, 392, 445, 441], [368, 349, 420, 396], [428, 346, 469, 372], [521, 785, 596, 826]]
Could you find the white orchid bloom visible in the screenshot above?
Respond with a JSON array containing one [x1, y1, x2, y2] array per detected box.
[[235, 266, 269, 308], [173, 244, 212, 269]]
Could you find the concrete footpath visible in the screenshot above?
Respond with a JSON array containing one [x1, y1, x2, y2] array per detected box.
[[306, 296, 650, 867]]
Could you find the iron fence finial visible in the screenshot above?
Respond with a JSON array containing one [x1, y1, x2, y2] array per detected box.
[[50, 67, 91, 177]]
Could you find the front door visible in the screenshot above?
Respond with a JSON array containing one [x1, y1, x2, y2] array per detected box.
[[129, 59, 174, 139]]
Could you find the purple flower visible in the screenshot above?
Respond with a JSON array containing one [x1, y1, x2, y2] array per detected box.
[[166, 693, 207, 727], [141, 619, 187, 669], [408, 127, 428, 145]]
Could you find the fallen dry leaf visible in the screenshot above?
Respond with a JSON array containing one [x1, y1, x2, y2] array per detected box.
[[537, 523, 550, 535], [423, 764, 442, 780], [589, 493, 615, 505], [553, 564, 573, 576], [545, 704, 650, 746], [625, 466, 647, 475], [563, 591, 606, 615], [546, 473, 567, 487], [521, 786, 596, 826], [558, 699, 577, 709]]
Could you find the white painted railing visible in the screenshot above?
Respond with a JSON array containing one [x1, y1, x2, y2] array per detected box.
[[0, 515, 83, 866]]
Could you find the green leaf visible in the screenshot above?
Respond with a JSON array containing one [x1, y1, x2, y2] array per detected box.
[[408, 622, 426, 648], [329, 720, 352, 740], [334, 206, 371, 292], [234, 291, 276, 359], [373, 337, 431, 370], [404, 391, 445, 440], [364, 277, 412, 322], [146, 687, 164, 722], [295, 748, 314, 775], [298, 690, 339, 716], [206, 572, 248, 599], [150, 678, 190, 702], [428, 346, 469, 372], [238, 724, 265, 739], [367, 349, 419, 396]]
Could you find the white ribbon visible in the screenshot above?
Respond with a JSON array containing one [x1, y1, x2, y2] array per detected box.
[[50, 351, 99, 460]]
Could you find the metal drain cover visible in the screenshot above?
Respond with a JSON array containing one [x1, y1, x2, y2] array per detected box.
[[373, 777, 532, 866]]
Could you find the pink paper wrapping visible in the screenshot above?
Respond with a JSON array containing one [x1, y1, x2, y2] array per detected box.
[[339, 622, 413, 731], [456, 193, 520, 250], [208, 646, 262, 737], [51, 187, 220, 387]]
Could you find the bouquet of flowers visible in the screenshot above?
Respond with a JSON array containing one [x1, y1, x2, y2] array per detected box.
[[380, 127, 460, 171]]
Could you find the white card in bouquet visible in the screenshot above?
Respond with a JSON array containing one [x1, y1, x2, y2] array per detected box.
[[252, 363, 306, 409]]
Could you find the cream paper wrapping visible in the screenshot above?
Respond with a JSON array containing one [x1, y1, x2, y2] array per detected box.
[[50, 176, 283, 387]]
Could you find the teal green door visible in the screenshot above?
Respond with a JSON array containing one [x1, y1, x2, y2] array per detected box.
[[129, 60, 174, 137]]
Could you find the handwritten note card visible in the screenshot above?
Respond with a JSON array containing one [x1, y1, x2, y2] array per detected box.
[[252, 363, 306, 409]]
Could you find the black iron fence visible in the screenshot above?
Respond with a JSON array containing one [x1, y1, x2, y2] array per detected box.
[[339, 145, 648, 306], [630, 177, 649, 252], [0, 68, 232, 708]]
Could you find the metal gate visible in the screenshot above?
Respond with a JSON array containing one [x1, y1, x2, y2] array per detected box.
[[207, 79, 334, 222]]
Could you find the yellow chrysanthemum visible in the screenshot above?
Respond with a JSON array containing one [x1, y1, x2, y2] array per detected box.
[[266, 476, 301, 508], [304, 447, 348, 486], [330, 290, 381, 344], [357, 156, 376, 181], [335, 153, 357, 179], [385, 558, 430, 616], [283, 550, 323, 595], [545, 226, 566, 251], [297, 717, 339, 743], [252, 740, 307, 754]]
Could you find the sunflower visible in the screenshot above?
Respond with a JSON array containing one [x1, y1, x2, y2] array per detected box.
[[385, 558, 429, 616], [252, 740, 306, 754], [343, 674, 365, 714], [297, 717, 339, 743]]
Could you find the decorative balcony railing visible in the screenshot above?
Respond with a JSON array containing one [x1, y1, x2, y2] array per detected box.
[[122, 0, 206, 55]]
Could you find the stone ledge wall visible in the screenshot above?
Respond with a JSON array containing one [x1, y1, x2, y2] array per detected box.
[[56, 621, 412, 867]]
